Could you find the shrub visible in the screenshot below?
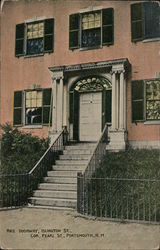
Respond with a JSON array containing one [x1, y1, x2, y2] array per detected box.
[[0, 123, 49, 174]]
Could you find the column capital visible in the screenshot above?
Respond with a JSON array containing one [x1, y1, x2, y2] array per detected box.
[[111, 64, 125, 74], [51, 71, 64, 82]]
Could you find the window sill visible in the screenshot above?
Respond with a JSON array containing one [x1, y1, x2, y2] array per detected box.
[[80, 45, 102, 51], [144, 121, 160, 125], [143, 37, 160, 43], [24, 53, 44, 58], [22, 125, 43, 129]]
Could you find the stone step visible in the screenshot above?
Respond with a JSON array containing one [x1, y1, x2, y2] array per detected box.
[[56, 160, 88, 166], [27, 204, 74, 211], [59, 154, 89, 160], [44, 176, 77, 184], [52, 165, 84, 171], [38, 183, 77, 191], [47, 171, 78, 177], [33, 190, 77, 199], [29, 197, 77, 208], [65, 144, 96, 150], [63, 149, 94, 155]]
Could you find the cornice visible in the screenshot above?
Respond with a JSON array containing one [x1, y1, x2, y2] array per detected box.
[[48, 58, 131, 74]]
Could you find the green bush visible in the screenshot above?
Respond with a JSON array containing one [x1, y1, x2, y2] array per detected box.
[[0, 123, 49, 174], [83, 149, 160, 222]]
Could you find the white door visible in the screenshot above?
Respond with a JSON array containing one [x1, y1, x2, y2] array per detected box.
[[79, 92, 102, 141]]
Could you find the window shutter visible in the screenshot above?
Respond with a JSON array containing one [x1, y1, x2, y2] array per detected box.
[[44, 19, 54, 53], [132, 81, 144, 122], [15, 23, 24, 56], [13, 91, 23, 125], [102, 8, 114, 45], [131, 3, 143, 42], [69, 14, 80, 49], [144, 2, 160, 39], [42, 88, 52, 124]]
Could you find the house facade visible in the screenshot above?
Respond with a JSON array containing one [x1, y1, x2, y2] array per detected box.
[[1, 0, 160, 150]]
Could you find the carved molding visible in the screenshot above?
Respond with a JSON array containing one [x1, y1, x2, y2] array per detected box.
[[49, 58, 131, 74]]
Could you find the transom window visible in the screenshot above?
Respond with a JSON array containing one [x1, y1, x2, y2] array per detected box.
[[15, 19, 54, 57], [132, 79, 160, 122], [69, 8, 114, 50]]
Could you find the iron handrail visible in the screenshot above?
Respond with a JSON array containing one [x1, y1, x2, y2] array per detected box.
[[29, 128, 66, 175], [83, 123, 108, 178]]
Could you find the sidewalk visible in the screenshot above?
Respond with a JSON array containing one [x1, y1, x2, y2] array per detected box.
[[0, 207, 160, 250]]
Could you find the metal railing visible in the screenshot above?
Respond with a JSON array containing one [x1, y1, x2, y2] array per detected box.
[[77, 123, 108, 213], [77, 176, 160, 223], [0, 128, 68, 208]]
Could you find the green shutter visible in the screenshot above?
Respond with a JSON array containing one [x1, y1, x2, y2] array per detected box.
[[73, 90, 79, 140], [131, 3, 143, 42], [102, 8, 114, 45], [69, 14, 80, 49], [44, 19, 54, 53], [42, 88, 52, 124], [15, 23, 24, 57], [13, 91, 23, 126], [132, 80, 144, 122], [102, 90, 112, 130]]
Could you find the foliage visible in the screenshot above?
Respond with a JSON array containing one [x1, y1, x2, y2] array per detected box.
[[0, 123, 49, 174], [95, 149, 160, 178], [82, 149, 160, 222]]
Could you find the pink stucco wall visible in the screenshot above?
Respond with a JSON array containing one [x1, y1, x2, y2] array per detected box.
[[1, 0, 160, 141]]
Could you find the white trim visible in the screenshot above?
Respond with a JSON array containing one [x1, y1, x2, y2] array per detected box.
[[143, 37, 160, 43], [24, 16, 46, 23], [79, 6, 103, 13], [144, 121, 160, 125], [22, 125, 43, 129]]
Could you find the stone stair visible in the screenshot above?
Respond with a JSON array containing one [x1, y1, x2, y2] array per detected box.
[[28, 142, 95, 209]]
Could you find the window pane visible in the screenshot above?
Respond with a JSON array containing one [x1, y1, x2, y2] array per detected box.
[[43, 107, 50, 124], [82, 28, 101, 47], [26, 107, 42, 125], [146, 80, 160, 120], [146, 101, 160, 120], [43, 89, 51, 106], [144, 2, 160, 39], [27, 38, 43, 55]]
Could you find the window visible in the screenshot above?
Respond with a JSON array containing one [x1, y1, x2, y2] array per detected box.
[[15, 19, 54, 57], [132, 79, 160, 122], [69, 8, 114, 49], [25, 90, 42, 125], [13, 88, 52, 126], [131, 2, 160, 42]]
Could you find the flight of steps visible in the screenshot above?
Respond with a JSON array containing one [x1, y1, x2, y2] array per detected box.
[[28, 142, 96, 210]]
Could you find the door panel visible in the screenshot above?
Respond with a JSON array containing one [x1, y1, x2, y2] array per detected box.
[[79, 92, 102, 141]]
